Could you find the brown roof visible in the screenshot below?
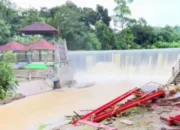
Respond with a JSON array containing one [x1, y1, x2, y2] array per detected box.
[[0, 41, 26, 51], [18, 22, 59, 34], [27, 39, 57, 50]]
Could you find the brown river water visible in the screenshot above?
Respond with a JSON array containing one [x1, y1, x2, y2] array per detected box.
[[0, 81, 137, 130]]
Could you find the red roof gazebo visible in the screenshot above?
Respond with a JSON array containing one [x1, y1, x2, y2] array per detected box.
[[0, 41, 26, 51], [18, 22, 59, 35], [27, 39, 57, 62], [27, 39, 57, 50]]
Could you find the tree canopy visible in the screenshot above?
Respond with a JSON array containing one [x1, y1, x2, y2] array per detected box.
[[0, 0, 180, 50]]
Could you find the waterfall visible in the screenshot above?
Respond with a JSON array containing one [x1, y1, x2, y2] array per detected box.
[[68, 48, 180, 84]]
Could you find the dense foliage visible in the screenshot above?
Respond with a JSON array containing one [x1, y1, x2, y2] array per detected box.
[[0, 0, 180, 50], [2, 51, 16, 63], [0, 51, 17, 99], [0, 61, 17, 99]]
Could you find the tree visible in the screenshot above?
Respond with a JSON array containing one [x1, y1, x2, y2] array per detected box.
[[81, 7, 98, 27], [130, 24, 157, 47], [48, 1, 89, 50], [113, 0, 134, 29], [96, 5, 111, 26], [10, 35, 42, 45], [20, 8, 45, 27], [0, 20, 11, 45], [115, 28, 138, 49], [95, 21, 115, 50], [138, 17, 147, 26], [0, 62, 17, 99], [83, 33, 101, 50]]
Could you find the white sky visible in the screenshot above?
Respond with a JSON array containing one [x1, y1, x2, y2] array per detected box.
[[10, 0, 180, 27]]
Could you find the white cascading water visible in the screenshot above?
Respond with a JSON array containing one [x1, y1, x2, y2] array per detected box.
[[68, 48, 180, 84]]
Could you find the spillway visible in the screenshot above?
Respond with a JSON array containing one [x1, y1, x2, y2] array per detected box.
[[68, 48, 180, 84]]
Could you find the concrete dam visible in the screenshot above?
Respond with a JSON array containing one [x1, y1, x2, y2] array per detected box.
[[68, 48, 180, 84]]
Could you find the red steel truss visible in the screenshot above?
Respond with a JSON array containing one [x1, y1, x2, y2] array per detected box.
[[72, 87, 165, 125]]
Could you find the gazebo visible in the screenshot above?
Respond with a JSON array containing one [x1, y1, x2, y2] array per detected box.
[[0, 41, 27, 63], [18, 22, 59, 36], [26, 39, 57, 62]]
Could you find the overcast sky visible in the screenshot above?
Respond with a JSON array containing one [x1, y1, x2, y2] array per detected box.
[[10, 0, 180, 27]]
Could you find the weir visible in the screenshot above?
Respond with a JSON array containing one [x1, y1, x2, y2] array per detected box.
[[68, 48, 180, 84]]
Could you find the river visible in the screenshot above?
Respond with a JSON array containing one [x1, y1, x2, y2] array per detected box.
[[0, 48, 180, 130]]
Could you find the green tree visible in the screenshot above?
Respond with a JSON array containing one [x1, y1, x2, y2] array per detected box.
[[81, 7, 99, 27], [10, 35, 42, 45], [0, 20, 11, 44], [0, 62, 17, 99], [130, 24, 157, 47], [113, 0, 134, 29], [115, 28, 137, 49], [96, 5, 111, 26], [95, 21, 115, 50], [0, 0, 21, 36], [20, 8, 45, 27], [82, 33, 101, 50], [48, 1, 89, 50]]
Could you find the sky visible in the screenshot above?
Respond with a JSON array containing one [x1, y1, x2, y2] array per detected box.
[[10, 0, 180, 27]]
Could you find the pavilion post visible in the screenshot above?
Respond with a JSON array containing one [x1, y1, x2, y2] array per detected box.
[[25, 51, 28, 63], [53, 50, 55, 61], [39, 50, 42, 61]]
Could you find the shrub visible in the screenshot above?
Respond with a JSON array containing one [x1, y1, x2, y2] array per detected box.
[[0, 62, 18, 99], [3, 51, 16, 63]]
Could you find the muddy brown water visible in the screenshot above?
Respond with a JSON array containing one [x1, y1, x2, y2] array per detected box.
[[0, 81, 138, 130]]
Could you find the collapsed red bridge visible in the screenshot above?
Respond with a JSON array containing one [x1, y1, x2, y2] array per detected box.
[[72, 87, 165, 125]]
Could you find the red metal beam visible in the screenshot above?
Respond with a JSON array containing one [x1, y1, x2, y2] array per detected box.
[[161, 115, 180, 126], [72, 87, 139, 125], [93, 90, 165, 122]]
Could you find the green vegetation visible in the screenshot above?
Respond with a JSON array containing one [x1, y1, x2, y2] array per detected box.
[[0, 0, 180, 50], [2, 51, 16, 63], [0, 62, 18, 99]]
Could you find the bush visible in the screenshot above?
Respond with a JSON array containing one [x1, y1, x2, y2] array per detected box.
[[3, 51, 16, 63], [0, 54, 3, 61], [151, 42, 180, 48], [0, 62, 18, 99]]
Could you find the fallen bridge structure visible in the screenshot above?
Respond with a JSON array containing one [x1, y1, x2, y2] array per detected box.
[[72, 83, 166, 126]]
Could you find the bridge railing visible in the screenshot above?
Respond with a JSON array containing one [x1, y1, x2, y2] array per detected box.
[[167, 59, 180, 84]]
